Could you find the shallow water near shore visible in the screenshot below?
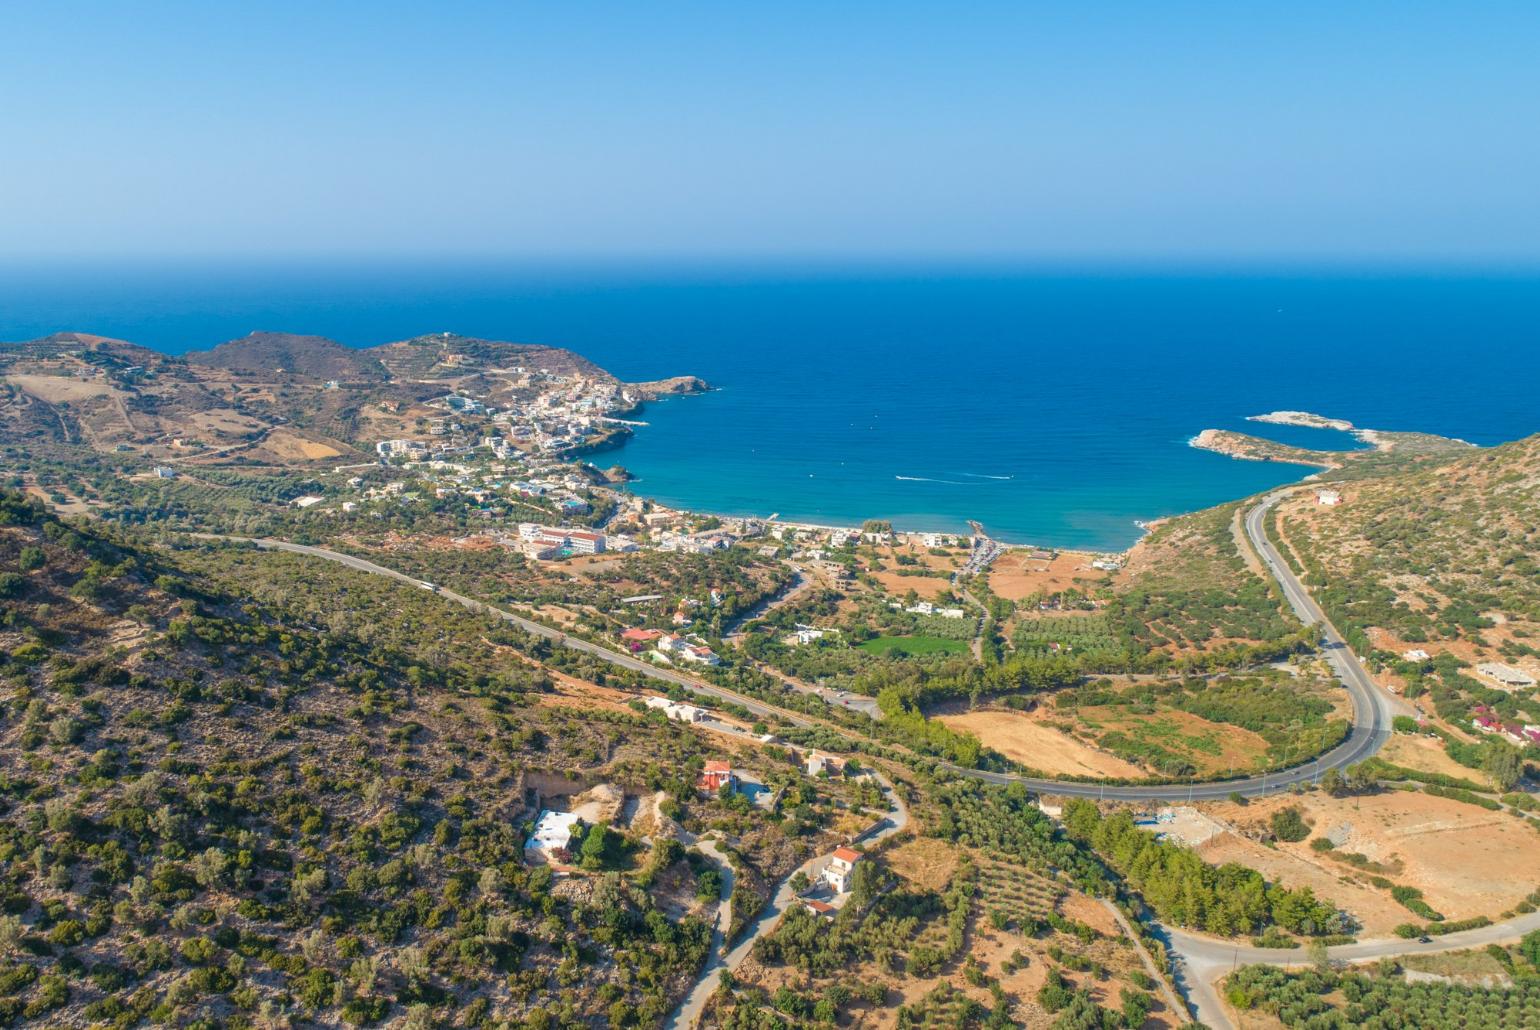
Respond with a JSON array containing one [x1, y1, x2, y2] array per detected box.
[[3, 262, 1538, 549]]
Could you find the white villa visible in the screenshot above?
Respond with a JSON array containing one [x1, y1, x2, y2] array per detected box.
[[525, 810, 581, 863]]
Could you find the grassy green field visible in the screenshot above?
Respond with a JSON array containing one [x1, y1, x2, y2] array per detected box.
[[860, 634, 970, 657]]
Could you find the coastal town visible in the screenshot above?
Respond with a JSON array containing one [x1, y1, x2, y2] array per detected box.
[[5, 328, 1540, 1030]]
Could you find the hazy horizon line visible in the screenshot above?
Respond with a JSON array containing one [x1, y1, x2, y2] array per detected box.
[[5, 252, 1540, 277]]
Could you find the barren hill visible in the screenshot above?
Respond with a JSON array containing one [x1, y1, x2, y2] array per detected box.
[[369, 332, 613, 381], [1269, 432, 1540, 665], [1, 329, 705, 467], [185, 330, 387, 382]]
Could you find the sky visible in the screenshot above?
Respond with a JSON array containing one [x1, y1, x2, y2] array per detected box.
[[2, 2, 1538, 262]]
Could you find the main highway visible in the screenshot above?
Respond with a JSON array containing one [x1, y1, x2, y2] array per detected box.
[[960, 490, 1397, 800], [195, 489, 1391, 802]]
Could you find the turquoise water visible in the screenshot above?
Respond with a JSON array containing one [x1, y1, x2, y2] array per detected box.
[[2, 263, 1537, 549]]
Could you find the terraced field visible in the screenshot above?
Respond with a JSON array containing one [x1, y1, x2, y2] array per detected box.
[[977, 859, 1066, 931]]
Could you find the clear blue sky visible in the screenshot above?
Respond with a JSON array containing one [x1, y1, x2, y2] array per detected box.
[[3, 2, 1537, 262]]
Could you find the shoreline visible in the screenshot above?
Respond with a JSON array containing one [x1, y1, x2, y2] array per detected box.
[[622, 494, 1142, 559]]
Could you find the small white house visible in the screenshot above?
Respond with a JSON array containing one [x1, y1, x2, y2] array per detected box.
[[524, 810, 581, 863], [1316, 489, 1343, 507], [805, 752, 846, 778], [644, 696, 708, 723], [823, 847, 862, 894], [1402, 649, 1430, 662]]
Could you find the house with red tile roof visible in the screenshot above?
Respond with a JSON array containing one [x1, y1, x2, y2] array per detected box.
[[823, 846, 862, 893], [699, 760, 736, 792]]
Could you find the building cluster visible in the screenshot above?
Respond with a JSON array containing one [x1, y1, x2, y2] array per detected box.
[[516, 521, 606, 558], [891, 600, 968, 619], [1471, 706, 1540, 746], [626, 631, 720, 666]]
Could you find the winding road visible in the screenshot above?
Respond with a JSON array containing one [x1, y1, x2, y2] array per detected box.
[[1161, 909, 1540, 1029], [189, 493, 1514, 1030], [197, 488, 1393, 802], [193, 535, 817, 730], [663, 771, 910, 1029], [959, 490, 1400, 800]]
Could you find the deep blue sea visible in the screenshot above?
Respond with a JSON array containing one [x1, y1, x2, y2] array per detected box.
[[3, 262, 1537, 550]]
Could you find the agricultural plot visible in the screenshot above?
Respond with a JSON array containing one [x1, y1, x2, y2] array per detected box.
[[860, 634, 969, 657], [1012, 614, 1130, 662], [976, 859, 1065, 932]]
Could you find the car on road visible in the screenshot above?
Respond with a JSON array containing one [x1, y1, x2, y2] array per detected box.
[[1417, 935, 1432, 943], [419, 581, 437, 591]]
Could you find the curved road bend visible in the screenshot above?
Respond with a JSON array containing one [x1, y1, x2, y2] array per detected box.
[[195, 509, 1431, 1029], [1161, 909, 1540, 1029], [664, 772, 909, 1030], [722, 567, 811, 643], [199, 493, 1391, 802], [956, 490, 1396, 801]]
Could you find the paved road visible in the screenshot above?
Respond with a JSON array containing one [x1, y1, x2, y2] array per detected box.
[[723, 566, 811, 642], [191, 509, 1451, 1029], [201, 536, 814, 729], [202, 490, 1389, 803], [664, 770, 909, 1029], [1100, 900, 1188, 1021], [1163, 911, 1540, 1029], [952, 491, 1395, 801]]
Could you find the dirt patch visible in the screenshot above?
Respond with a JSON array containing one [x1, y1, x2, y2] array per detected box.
[[988, 549, 1107, 602], [870, 570, 954, 599], [936, 709, 1145, 779], [7, 374, 115, 404], [1056, 893, 1121, 937], [1072, 706, 1275, 777], [1199, 790, 1540, 935], [569, 783, 625, 824], [1196, 831, 1410, 936], [883, 837, 960, 892], [263, 429, 343, 461], [1378, 733, 1486, 783], [187, 408, 268, 438]]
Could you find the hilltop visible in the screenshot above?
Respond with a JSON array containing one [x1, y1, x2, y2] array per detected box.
[[184, 331, 388, 382], [0, 330, 706, 469], [1269, 431, 1540, 669]]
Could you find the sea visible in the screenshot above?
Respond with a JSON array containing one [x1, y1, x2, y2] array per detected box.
[[3, 261, 1537, 551]]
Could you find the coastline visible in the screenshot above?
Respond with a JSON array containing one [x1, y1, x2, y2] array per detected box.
[[599, 408, 1347, 558], [615, 407, 1472, 559]]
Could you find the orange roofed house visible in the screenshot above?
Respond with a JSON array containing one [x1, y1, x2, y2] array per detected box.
[[823, 846, 862, 893], [620, 627, 664, 652], [699, 760, 737, 792]]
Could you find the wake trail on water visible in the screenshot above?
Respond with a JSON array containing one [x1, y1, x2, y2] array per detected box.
[[895, 475, 972, 486], [958, 472, 1014, 480]]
